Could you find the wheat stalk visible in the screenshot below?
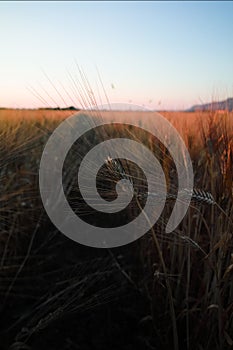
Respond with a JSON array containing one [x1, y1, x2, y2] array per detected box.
[[104, 156, 134, 185], [105, 157, 215, 205]]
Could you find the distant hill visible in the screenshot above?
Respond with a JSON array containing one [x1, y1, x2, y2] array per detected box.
[[187, 98, 233, 112]]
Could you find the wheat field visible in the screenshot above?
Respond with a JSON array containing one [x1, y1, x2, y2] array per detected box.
[[0, 108, 232, 350]]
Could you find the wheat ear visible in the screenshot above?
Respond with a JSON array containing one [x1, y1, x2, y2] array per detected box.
[[104, 157, 215, 205]]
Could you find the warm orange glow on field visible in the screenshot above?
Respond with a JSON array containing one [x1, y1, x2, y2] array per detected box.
[[1, 108, 232, 147]]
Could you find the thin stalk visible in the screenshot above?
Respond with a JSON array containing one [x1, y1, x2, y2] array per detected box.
[[135, 196, 179, 350]]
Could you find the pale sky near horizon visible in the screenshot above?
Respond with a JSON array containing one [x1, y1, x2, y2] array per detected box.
[[0, 1, 233, 110]]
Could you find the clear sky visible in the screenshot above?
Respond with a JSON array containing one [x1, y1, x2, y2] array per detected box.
[[0, 1, 233, 110]]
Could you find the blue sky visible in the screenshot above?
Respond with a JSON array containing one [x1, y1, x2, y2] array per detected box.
[[0, 1, 233, 109]]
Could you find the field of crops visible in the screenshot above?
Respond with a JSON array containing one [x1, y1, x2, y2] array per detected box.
[[0, 108, 232, 350]]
